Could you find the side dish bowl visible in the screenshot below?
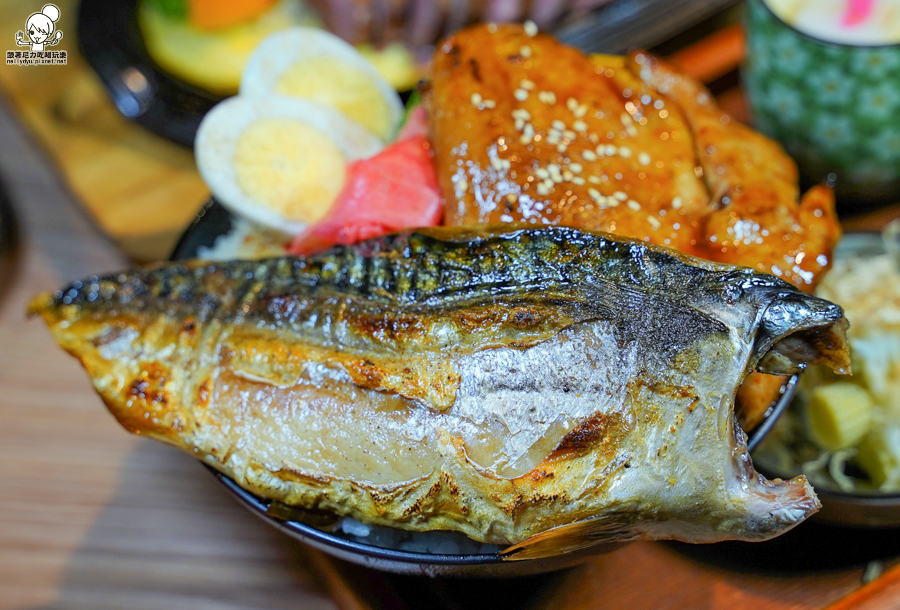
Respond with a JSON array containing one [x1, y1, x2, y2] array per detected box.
[[752, 232, 900, 528], [78, 0, 223, 147]]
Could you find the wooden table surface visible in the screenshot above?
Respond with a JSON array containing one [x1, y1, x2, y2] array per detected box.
[[2, 6, 900, 610]]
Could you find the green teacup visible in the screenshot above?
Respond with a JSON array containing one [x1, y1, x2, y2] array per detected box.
[[743, 0, 900, 203]]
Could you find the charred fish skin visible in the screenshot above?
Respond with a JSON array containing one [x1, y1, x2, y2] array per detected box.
[[39, 226, 844, 360], [30, 226, 848, 554]]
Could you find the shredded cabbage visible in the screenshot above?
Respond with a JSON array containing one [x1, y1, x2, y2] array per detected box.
[[756, 249, 900, 493]]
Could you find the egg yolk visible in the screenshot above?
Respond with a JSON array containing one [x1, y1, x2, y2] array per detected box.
[[234, 118, 345, 223], [273, 56, 393, 140]]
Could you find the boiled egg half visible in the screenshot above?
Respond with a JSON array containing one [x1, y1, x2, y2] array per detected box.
[[240, 28, 405, 141], [195, 96, 382, 235]]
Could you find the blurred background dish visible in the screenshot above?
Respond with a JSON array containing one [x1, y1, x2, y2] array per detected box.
[[753, 230, 900, 527], [138, 0, 324, 96], [78, 0, 223, 147], [0, 175, 15, 288], [78, 0, 741, 147], [743, 0, 900, 206]]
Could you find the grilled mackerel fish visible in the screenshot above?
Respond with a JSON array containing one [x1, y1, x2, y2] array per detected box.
[[30, 227, 850, 558]]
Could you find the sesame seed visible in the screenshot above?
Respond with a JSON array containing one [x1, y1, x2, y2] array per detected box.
[[638, 152, 651, 165], [490, 157, 510, 172], [515, 118, 525, 130], [455, 179, 468, 196], [520, 79, 535, 90], [588, 176, 601, 184], [572, 176, 585, 185], [620, 112, 631, 126], [647, 215, 661, 230], [546, 133, 561, 145], [582, 150, 597, 162], [552, 120, 566, 131], [536, 168, 550, 179], [573, 120, 588, 132], [519, 133, 532, 145], [487, 23, 497, 33], [512, 109, 531, 120], [514, 89, 529, 101], [567, 98, 579, 111], [618, 147, 631, 158], [671, 197, 683, 209], [568, 162, 583, 174], [557, 143, 568, 153], [574, 104, 588, 119], [471, 93, 483, 106], [543, 178, 554, 189], [538, 91, 556, 104], [604, 144, 618, 156], [588, 188, 601, 201], [520, 45, 532, 58], [484, 99, 496, 109], [563, 129, 576, 140], [627, 200, 641, 211], [536, 183, 551, 196], [562, 170, 574, 181], [524, 20, 538, 37], [614, 191, 628, 201]]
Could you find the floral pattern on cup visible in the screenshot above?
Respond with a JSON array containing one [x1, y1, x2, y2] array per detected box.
[[743, 0, 900, 201]]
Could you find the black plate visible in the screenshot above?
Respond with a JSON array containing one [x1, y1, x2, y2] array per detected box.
[[170, 199, 803, 575]]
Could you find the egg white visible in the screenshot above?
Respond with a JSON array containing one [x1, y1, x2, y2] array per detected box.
[[240, 27, 404, 140], [195, 95, 383, 235]]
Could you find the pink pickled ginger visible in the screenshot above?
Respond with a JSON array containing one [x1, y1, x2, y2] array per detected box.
[[288, 107, 442, 255]]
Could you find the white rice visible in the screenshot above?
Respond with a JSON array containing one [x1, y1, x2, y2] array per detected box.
[[197, 217, 290, 261]]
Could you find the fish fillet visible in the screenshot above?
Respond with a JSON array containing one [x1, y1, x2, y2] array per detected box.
[[30, 227, 850, 558]]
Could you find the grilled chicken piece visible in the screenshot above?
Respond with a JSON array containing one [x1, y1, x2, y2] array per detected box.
[[426, 24, 842, 428], [31, 227, 850, 557], [427, 24, 840, 291]]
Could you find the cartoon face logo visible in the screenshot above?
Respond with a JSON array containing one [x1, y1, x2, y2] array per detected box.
[[16, 4, 63, 51]]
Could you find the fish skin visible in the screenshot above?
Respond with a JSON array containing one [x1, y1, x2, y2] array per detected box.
[[29, 226, 849, 554]]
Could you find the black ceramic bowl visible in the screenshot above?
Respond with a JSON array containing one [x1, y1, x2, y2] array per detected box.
[[169, 199, 800, 576], [752, 232, 900, 529], [78, 0, 223, 147]]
